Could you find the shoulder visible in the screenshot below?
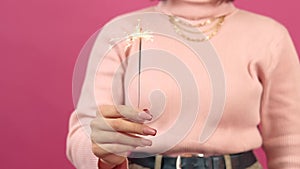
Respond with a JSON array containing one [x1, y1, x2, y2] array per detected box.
[[231, 9, 288, 37], [103, 6, 157, 26]]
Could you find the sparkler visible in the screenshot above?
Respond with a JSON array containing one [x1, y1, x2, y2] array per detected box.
[[138, 27, 142, 108], [133, 19, 154, 108], [110, 19, 154, 108]]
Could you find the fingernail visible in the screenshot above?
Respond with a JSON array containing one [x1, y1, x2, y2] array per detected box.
[[141, 139, 152, 146], [138, 111, 153, 120], [126, 151, 132, 157], [143, 127, 157, 136], [143, 109, 150, 114]]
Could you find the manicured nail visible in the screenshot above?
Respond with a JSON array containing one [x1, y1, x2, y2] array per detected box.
[[138, 111, 153, 120], [141, 139, 152, 146], [143, 127, 157, 136], [143, 109, 150, 113], [126, 151, 132, 157]]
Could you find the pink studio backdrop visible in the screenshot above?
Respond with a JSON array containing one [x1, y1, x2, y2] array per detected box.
[[0, 0, 299, 169]]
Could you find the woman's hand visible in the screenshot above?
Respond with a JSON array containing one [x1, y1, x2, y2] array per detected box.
[[90, 105, 156, 167]]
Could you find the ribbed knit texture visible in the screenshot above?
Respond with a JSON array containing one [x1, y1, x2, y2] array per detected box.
[[66, 2, 300, 169]]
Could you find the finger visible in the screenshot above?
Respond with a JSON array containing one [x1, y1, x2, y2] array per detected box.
[[91, 130, 152, 147], [91, 118, 157, 136], [99, 105, 153, 122], [94, 143, 137, 156], [102, 154, 126, 167], [98, 105, 122, 118], [92, 143, 126, 165]]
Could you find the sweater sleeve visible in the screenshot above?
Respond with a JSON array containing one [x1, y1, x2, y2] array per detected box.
[[66, 25, 128, 168], [260, 26, 300, 169], [66, 111, 98, 169]]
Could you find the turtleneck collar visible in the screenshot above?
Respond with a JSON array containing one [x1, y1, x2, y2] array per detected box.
[[156, 0, 236, 19]]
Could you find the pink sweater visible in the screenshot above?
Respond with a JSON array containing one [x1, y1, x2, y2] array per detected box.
[[66, 2, 300, 169]]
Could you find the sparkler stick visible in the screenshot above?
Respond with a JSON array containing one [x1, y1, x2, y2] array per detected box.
[[110, 19, 153, 108], [138, 27, 142, 108]]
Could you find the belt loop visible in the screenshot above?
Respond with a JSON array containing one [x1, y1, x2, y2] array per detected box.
[[224, 155, 232, 169], [176, 155, 182, 169], [155, 155, 163, 169]]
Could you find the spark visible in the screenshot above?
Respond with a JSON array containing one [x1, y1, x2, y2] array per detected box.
[[109, 19, 154, 52]]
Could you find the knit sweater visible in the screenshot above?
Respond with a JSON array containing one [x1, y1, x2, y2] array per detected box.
[[66, 2, 300, 169]]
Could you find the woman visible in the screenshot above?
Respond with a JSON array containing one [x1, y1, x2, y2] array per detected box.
[[66, 0, 300, 169]]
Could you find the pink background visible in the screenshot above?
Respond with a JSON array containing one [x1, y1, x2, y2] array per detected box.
[[0, 0, 299, 168]]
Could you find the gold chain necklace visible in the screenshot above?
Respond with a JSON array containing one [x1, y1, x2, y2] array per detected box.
[[170, 15, 225, 34], [169, 15, 226, 42], [170, 15, 219, 27]]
